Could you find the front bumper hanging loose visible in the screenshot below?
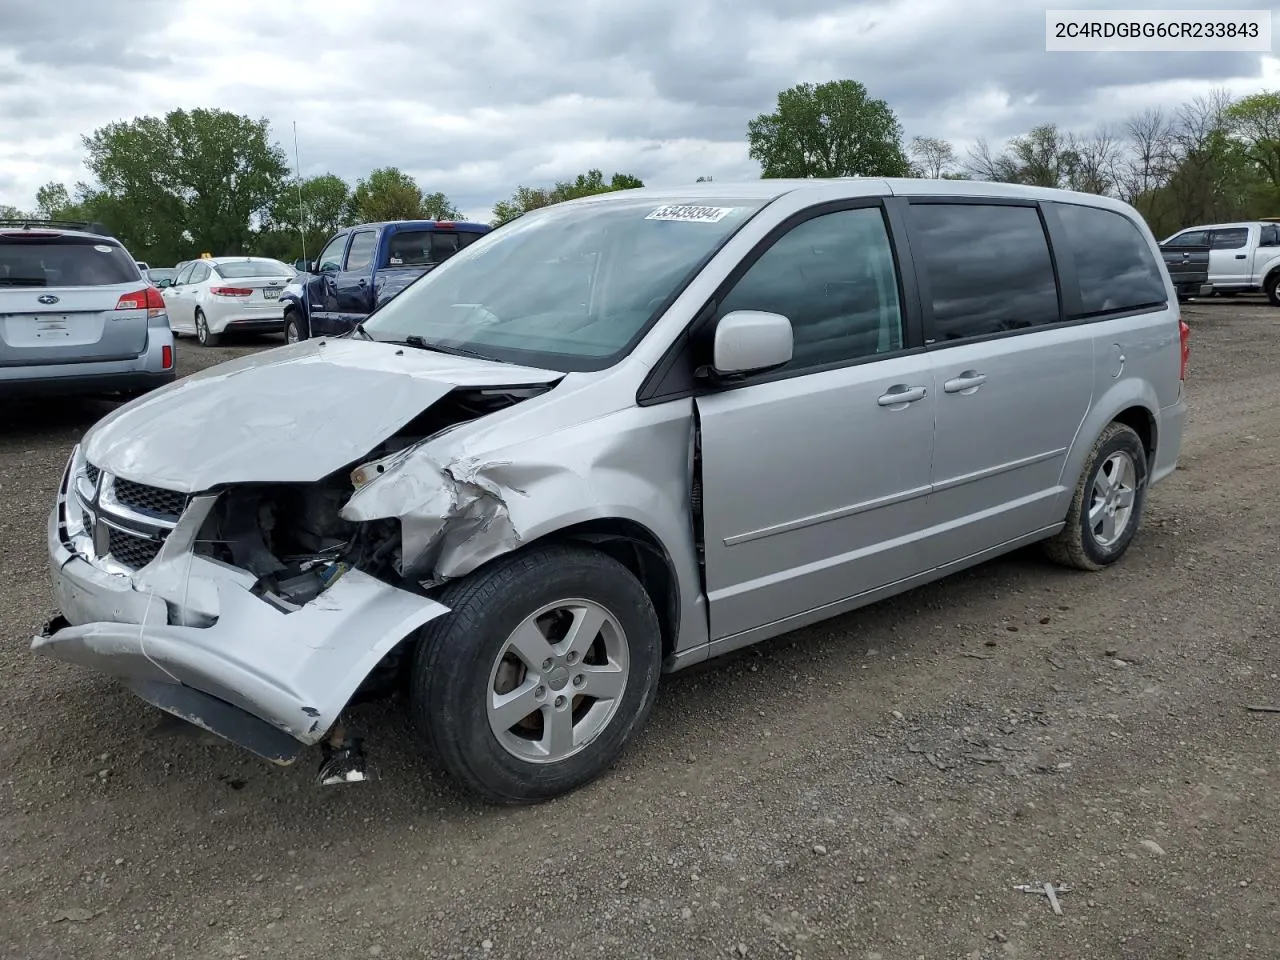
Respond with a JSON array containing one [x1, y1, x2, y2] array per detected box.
[[33, 482, 451, 764]]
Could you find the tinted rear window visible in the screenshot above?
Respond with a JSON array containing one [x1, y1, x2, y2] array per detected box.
[[0, 239, 139, 287], [1054, 203, 1167, 316], [214, 259, 293, 278], [908, 202, 1061, 340], [384, 229, 485, 266]]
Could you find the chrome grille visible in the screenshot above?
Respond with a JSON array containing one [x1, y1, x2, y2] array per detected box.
[[107, 526, 163, 569], [112, 477, 188, 521]]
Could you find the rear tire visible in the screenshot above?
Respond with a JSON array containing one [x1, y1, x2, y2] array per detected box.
[[284, 309, 307, 344], [409, 544, 662, 805], [194, 309, 220, 347], [1044, 422, 1148, 571]]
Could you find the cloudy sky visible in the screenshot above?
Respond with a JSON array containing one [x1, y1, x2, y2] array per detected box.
[[0, 0, 1276, 223]]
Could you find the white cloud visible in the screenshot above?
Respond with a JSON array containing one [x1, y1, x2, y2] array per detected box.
[[0, 0, 1275, 224]]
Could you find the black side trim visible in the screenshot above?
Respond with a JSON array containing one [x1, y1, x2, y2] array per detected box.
[[125, 679, 306, 765]]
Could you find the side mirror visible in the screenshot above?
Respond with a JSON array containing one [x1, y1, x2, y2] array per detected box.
[[712, 310, 793, 375], [156, 278, 172, 288], [294, 259, 309, 272]]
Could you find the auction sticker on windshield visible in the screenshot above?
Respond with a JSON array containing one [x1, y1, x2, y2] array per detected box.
[[646, 204, 736, 223]]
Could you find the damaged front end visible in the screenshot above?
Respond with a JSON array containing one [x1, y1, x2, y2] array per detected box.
[[33, 380, 556, 770]]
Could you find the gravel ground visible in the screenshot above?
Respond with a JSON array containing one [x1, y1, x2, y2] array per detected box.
[[0, 304, 1276, 960]]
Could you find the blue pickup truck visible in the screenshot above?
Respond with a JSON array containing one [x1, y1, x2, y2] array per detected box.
[[280, 219, 491, 342]]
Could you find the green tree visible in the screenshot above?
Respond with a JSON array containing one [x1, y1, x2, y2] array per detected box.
[[490, 169, 645, 226], [421, 190, 463, 220], [266, 173, 352, 258], [746, 80, 910, 179], [0, 204, 29, 220], [347, 167, 447, 222], [82, 108, 289, 262], [1225, 91, 1280, 204]]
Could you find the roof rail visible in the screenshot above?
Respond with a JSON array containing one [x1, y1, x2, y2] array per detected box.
[[0, 218, 113, 236]]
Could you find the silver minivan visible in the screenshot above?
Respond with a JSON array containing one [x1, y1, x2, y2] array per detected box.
[[35, 179, 1188, 803]]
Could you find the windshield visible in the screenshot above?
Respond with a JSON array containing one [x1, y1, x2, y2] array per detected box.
[[363, 197, 767, 371], [385, 229, 486, 267], [214, 259, 293, 278]]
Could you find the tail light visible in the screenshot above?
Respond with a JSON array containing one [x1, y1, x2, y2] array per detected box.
[[115, 286, 166, 319], [161, 344, 173, 370], [1178, 319, 1190, 380], [210, 286, 252, 297]]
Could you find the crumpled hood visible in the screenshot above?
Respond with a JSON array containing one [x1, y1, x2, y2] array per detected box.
[[82, 338, 560, 492]]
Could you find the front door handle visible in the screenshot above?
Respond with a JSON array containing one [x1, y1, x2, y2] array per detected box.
[[877, 385, 928, 407], [1235, 254, 1247, 259], [944, 371, 987, 394]]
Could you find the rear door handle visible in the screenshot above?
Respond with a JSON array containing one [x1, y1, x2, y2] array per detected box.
[[877, 385, 928, 407], [944, 371, 987, 394]]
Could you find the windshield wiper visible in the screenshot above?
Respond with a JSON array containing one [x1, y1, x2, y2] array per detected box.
[[350, 321, 373, 340], [400, 335, 493, 361]]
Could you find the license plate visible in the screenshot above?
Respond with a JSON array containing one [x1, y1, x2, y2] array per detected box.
[[3, 314, 99, 347], [262, 287, 281, 300]]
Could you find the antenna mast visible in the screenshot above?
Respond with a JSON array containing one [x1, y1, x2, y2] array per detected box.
[[293, 121, 307, 263]]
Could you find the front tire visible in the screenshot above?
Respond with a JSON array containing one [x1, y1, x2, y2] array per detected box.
[[1045, 422, 1148, 571], [410, 544, 662, 804], [1265, 274, 1280, 306], [194, 309, 220, 347], [284, 309, 307, 343]]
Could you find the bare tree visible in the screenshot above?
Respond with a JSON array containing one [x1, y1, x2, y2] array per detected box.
[[965, 137, 1018, 181], [1064, 126, 1123, 196], [908, 136, 957, 178], [1117, 108, 1175, 207], [1165, 87, 1242, 227]]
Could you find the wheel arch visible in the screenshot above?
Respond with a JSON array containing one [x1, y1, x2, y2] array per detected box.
[[1058, 383, 1161, 517], [479, 516, 683, 662]]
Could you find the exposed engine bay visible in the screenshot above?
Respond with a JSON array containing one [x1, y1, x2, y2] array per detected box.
[[193, 385, 552, 613]]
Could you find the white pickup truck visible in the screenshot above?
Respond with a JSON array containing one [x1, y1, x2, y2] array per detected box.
[[1161, 221, 1280, 304]]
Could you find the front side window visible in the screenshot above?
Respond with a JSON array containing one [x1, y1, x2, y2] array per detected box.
[[908, 202, 1060, 341], [716, 207, 904, 373], [1165, 230, 1209, 247], [363, 197, 767, 371], [316, 234, 348, 272], [1055, 202, 1167, 316], [173, 262, 197, 286], [1261, 224, 1280, 247], [189, 262, 211, 284], [345, 232, 377, 271], [1210, 228, 1249, 250]]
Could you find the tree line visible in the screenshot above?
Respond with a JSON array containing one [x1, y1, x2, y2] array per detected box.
[[0, 108, 648, 266], [3, 84, 1274, 265], [747, 79, 1280, 239]]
